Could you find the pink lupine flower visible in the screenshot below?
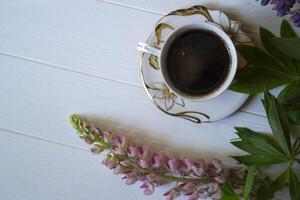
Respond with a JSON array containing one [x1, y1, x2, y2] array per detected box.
[[214, 176, 225, 183], [211, 190, 222, 200], [70, 116, 248, 200], [111, 135, 128, 154], [211, 159, 223, 173], [140, 181, 155, 195], [139, 145, 152, 160], [164, 188, 180, 200], [84, 134, 95, 144], [207, 183, 219, 193], [90, 144, 103, 154], [119, 159, 131, 167], [102, 157, 117, 169], [199, 191, 208, 199], [123, 172, 138, 185], [153, 155, 162, 168], [168, 157, 179, 172], [102, 131, 113, 143], [146, 174, 157, 182], [139, 159, 150, 168], [183, 158, 194, 170], [128, 146, 138, 158], [187, 192, 199, 200], [113, 165, 130, 175], [181, 183, 195, 194]]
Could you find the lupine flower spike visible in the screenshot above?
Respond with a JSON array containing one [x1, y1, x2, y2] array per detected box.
[[259, 0, 300, 26], [70, 115, 249, 200]]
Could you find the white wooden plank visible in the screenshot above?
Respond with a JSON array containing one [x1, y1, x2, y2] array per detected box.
[[101, 0, 300, 34], [0, 128, 167, 200], [0, 0, 279, 116], [0, 0, 158, 86], [0, 54, 270, 161]]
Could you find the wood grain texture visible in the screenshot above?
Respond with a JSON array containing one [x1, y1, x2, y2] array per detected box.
[[0, 54, 270, 162], [0, 0, 295, 199], [0, 128, 167, 200], [0, 0, 294, 117]]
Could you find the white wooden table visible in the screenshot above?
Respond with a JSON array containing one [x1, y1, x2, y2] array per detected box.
[[0, 1, 298, 199]]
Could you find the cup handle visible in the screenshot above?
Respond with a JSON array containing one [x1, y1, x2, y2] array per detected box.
[[137, 42, 161, 57]]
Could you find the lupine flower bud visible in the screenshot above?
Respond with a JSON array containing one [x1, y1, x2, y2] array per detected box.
[[140, 181, 155, 195], [164, 188, 180, 200]]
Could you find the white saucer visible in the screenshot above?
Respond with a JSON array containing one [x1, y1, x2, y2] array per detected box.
[[140, 5, 253, 123]]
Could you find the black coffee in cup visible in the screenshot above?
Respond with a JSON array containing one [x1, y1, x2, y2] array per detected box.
[[166, 29, 230, 96]]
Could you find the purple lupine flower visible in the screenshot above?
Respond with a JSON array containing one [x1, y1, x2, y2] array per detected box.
[[261, 0, 271, 5], [291, 10, 300, 27], [259, 0, 297, 17]]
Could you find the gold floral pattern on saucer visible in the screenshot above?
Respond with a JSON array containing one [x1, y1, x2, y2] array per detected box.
[[140, 5, 254, 123]]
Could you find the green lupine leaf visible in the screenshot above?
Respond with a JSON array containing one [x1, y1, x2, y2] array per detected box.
[[260, 26, 295, 74], [221, 180, 240, 200], [230, 67, 290, 94], [234, 127, 285, 155], [278, 81, 300, 105], [244, 165, 256, 200], [270, 38, 300, 60], [289, 110, 300, 125], [232, 155, 287, 166], [289, 168, 300, 200], [281, 19, 298, 38], [265, 91, 292, 155], [257, 168, 289, 200]]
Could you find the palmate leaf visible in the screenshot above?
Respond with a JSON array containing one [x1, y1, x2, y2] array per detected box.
[[278, 82, 300, 124], [232, 154, 286, 166], [233, 127, 287, 157], [236, 45, 285, 70], [289, 168, 300, 200], [270, 38, 300, 61], [231, 127, 289, 165], [257, 168, 289, 200], [289, 110, 300, 125], [260, 26, 295, 74], [264, 91, 292, 156], [281, 19, 298, 38], [230, 67, 291, 94], [278, 81, 300, 105]]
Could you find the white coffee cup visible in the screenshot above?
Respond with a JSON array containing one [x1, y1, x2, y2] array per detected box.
[[137, 23, 237, 101]]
